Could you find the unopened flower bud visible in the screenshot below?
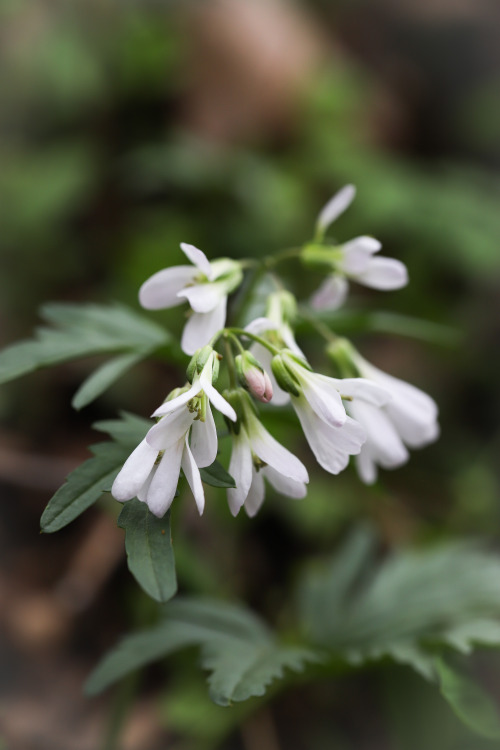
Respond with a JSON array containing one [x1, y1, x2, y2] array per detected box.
[[235, 351, 273, 403], [271, 353, 301, 397], [186, 345, 216, 383], [326, 338, 360, 379]]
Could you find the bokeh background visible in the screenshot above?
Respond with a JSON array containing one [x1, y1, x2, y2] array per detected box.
[[0, 0, 499, 748]]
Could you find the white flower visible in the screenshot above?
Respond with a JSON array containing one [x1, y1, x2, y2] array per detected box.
[[273, 351, 389, 475], [111, 353, 236, 517], [310, 186, 408, 311], [139, 243, 243, 355], [227, 407, 308, 517], [348, 351, 440, 484]]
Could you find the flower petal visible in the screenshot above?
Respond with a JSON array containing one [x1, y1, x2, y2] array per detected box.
[[355, 446, 378, 485], [139, 266, 196, 310], [310, 275, 349, 312], [181, 438, 205, 514], [250, 343, 290, 406], [246, 412, 309, 484], [177, 282, 225, 313], [111, 438, 158, 502], [200, 373, 237, 422], [350, 401, 408, 468], [337, 378, 391, 407], [180, 242, 214, 280], [145, 437, 184, 517], [181, 298, 227, 355], [227, 428, 253, 516], [190, 404, 218, 468], [152, 380, 201, 417], [244, 469, 265, 517], [316, 184, 356, 233], [340, 236, 381, 274], [146, 408, 194, 451], [297, 370, 347, 428], [354, 256, 408, 290], [262, 465, 307, 499]]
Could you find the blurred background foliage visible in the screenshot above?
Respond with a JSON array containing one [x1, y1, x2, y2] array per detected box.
[[0, 0, 499, 748]]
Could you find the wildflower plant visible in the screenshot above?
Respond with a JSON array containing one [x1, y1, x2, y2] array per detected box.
[[3, 185, 500, 742]]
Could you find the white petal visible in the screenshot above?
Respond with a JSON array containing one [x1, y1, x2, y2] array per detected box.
[[262, 465, 307, 499], [146, 408, 193, 451], [180, 242, 214, 280], [190, 404, 218, 468], [152, 380, 200, 417], [111, 438, 158, 502], [297, 371, 347, 428], [137, 468, 155, 502], [246, 412, 309, 484], [293, 397, 365, 475], [244, 469, 266, 517], [337, 378, 391, 407], [250, 343, 290, 406], [354, 256, 408, 290], [340, 236, 381, 274], [316, 184, 356, 233], [177, 282, 224, 313], [139, 266, 195, 310], [350, 401, 408, 468], [281, 324, 305, 359], [181, 298, 227, 355], [227, 429, 253, 516], [145, 438, 184, 517], [388, 405, 440, 448], [181, 439, 205, 514], [200, 374, 237, 422], [244, 317, 278, 335], [310, 275, 349, 312], [356, 446, 378, 485]]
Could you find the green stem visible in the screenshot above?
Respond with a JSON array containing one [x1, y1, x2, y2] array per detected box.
[[226, 327, 281, 355], [224, 336, 237, 388], [263, 247, 303, 268], [298, 307, 339, 345]]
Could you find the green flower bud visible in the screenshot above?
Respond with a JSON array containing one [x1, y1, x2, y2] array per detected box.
[[300, 243, 343, 270], [271, 353, 301, 397], [186, 345, 215, 382]]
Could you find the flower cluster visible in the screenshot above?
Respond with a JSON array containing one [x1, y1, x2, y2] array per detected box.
[[112, 187, 439, 518]]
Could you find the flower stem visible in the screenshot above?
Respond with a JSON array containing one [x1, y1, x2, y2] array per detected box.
[[226, 328, 281, 355], [224, 336, 237, 388], [298, 307, 339, 345]]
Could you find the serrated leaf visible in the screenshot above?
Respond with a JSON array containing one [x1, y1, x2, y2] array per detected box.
[[118, 499, 177, 604], [200, 460, 236, 489], [40, 442, 129, 533], [85, 597, 320, 703], [72, 352, 145, 410], [0, 302, 172, 386], [435, 656, 500, 740]]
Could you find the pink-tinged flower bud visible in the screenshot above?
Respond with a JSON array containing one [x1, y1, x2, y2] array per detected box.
[[235, 352, 273, 403]]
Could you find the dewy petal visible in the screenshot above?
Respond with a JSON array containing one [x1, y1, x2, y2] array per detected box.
[[316, 184, 356, 233], [246, 412, 309, 484], [177, 282, 225, 313], [297, 370, 347, 428], [146, 408, 194, 451], [310, 275, 349, 312], [180, 242, 214, 280], [244, 469, 266, 518], [190, 404, 218, 468], [146, 437, 184, 517], [354, 256, 408, 290], [111, 438, 158, 502], [262, 465, 307, 499], [227, 428, 253, 516], [200, 373, 237, 422], [181, 438, 205, 515], [152, 380, 201, 417], [339, 236, 381, 275], [139, 266, 196, 310], [181, 298, 227, 355]]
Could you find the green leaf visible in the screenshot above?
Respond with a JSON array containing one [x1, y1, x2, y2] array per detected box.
[[93, 411, 151, 447], [200, 460, 236, 489], [436, 656, 500, 740], [40, 442, 129, 533], [72, 352, 145, 410], [0, 302, 172, 386], [85, 597, 320, 703], [118, 499, 177, 604]]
